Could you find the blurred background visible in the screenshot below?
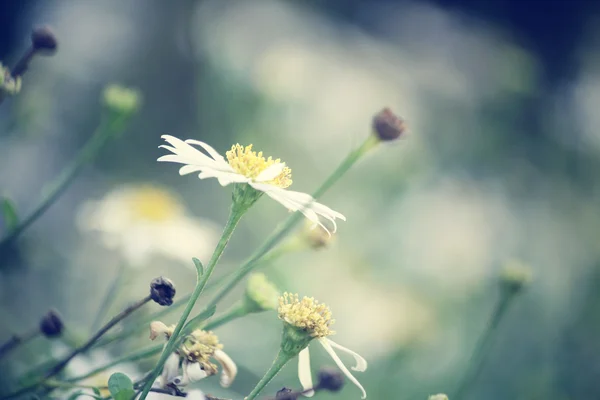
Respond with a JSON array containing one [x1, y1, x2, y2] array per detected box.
[[1, 0, 600, 399]]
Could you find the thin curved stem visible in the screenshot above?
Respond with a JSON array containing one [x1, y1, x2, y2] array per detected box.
[[246, 349, 294, 400]]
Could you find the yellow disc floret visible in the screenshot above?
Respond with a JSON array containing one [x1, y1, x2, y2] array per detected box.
[[278, 292, 335, 338], [130, 185, 183, 221], [226, 144, 292, 188]]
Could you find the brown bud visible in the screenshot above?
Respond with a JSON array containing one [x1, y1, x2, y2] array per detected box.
[[150, 276, 176, 306], [31, 26, 58, 54], [317, 367, 344, 392], [39, 309, 64, 338], [372, 108, 406, 141]]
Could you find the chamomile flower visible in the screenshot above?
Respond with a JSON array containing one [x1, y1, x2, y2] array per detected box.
[[77, 184, 219, 267], [278, 293, 368, 399], [157, 135, 345, 235]]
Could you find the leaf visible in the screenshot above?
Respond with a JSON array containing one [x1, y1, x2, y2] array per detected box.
[[92, 387, 102, 396], [1, 197, 19, 232], [66, 390, 103, 400], [182, 304, 217, 335], [192, 257, 204, 276], [108, 372, 136, 400]]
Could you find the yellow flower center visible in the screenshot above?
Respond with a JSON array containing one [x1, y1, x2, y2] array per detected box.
[[226, 144, 292, 188], [278, 292, 335, 338], [129, 186, 183, 221]]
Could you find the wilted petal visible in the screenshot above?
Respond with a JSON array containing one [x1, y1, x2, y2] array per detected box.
[[326, 339, 368, 372], [160, 352, 180, 388], [183, 360, 209, 383], [318, 338, 367, 399], [213, 349, 238, 388], [298, 347, 315, 397]]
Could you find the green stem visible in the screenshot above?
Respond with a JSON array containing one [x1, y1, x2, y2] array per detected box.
[[207, 135, 378, 308], [453, 292, 515, 399], [0, 113, 128, 249], [246, 349, 294, 400], [66, 344, 163, 383], [44, 379, 107, 390], [138, 206, 245, 400], [91, 263, 127, 332]]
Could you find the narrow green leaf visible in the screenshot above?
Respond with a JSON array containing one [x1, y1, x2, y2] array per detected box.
[[66, 390, 103, 400], [1, 197, 19, 232], [182, 304, 217, 335], [108, 372, 135, 400], [92, 387, 102, 396], [192, 257, 204, 276]]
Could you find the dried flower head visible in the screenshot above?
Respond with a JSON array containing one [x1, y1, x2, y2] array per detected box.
[[278, 293, 334, 338], [244, 273, 279, 312], [317, 367, 345, 392], [39, 309, 64, 338], [372, 108, 406, 141], [31, 26, 58, 54], [150, 276, 176, 306]]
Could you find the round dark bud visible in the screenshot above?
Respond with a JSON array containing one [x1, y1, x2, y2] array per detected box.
[[373, 108, 406, 141], [39, 309, 64, 338], [276, 387, 298, 400], [31, 26, 58, 54], [150, 276, 176, 306], [317, 367, 344, 392]]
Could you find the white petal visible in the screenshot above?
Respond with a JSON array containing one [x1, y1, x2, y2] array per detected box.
[[326, 340, 368, 372], [186, 390, 207, 400], [184, 139, 228, 164], [298, 347, 315, 397], [213, 349, 238, 388], [160, 352, 180, 388], [183, 360, 208, 383], [158, 135, 232, 171], [318, 338, 367, 399], [255, 163, 286, 182]]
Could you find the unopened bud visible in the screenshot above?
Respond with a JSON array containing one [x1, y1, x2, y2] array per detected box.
[[243, 273, 279, 313], [499, 260, 532, 294], [372, 108, 406, 141], [150, 276, 176, 306], [39, 309, 64, 338], [428, 394, 449, 400], [300, 221, 332, 250], [31, 26, 58, 54], [102, 84, 141, 116], [317, 367, 344, 392], [275, 387, 297, 400]]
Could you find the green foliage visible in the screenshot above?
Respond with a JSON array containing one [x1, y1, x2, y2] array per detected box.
[[107, 372, 135, 400], [1, 197, 18, 232]]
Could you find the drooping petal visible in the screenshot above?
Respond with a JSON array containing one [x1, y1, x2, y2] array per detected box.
[[326, 339, 368, 372], [255, 163, 287, 182], [318, 338, 367, 399], [249, 182, 345, 235], [298, 347, 315, 397], [182, 360, 208, 384], [213, 349, 238, 388]]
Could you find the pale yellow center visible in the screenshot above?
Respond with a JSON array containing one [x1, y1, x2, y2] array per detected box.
[[128, 186, 183, 221], [226, 144, 292, 188], [278, 292, 335, 338]]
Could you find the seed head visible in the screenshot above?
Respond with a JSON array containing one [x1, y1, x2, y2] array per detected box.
[[372, 108, 406, 141], [39, 309, 64, 338], [31, 26, 58, 54], [317, 367, 344, 392], [150, 276, 176, 306]]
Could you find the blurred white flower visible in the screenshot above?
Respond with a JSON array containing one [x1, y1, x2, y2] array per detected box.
[[158, 136, 345, 234], [77, 184, 219, 267]]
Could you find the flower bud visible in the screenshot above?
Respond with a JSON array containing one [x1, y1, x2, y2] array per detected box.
[[39, 309, 64, 338], [149, 321, 175, 340], [317, 367, 344, 392], [300, 221, 332, 250], [275, 387, 298, 400], [243, 273, 279, 313], [31, 26, 58, 54], [428, 394, 449, 400], [499, 260, 532, 295], [150, 276, 176, 306], [102, 84, 141, 116], [372, 108, 406, 141], [0, 65, 22, 96]]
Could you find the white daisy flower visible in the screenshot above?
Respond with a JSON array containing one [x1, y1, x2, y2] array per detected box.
[[157, 135, 345, 235], [278, 293, 368, 399], [77, 184, 220, 267]]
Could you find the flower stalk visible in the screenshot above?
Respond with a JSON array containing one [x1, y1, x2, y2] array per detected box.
[[246, 349, 295, 400], [138, 204, 246, 400]]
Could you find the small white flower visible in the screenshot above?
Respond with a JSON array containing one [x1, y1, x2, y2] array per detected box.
[[157, 135, 345, 235], [77, 184, 220, 267], [278, 293, 368, 398]]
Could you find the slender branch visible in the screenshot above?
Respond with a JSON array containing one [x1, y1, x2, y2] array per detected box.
[[91, 263, 127, 331], [0, 328, 40, 360]]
